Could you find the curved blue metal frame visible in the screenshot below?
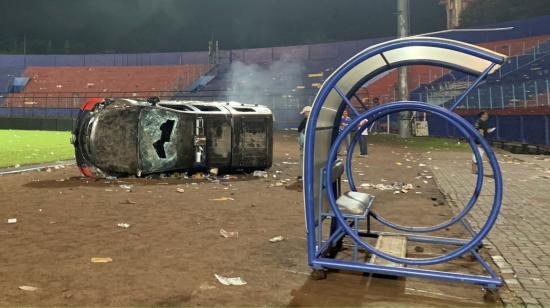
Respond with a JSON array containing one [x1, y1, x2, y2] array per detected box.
[[344, 111, 484, 234], [303, 37, 505, 287], [325, 102, 502, 266]]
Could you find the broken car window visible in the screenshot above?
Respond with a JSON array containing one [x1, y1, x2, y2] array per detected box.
[[139, 109, 179, 173]]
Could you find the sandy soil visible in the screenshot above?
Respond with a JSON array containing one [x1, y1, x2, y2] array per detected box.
[[0, 132, 508, 307]]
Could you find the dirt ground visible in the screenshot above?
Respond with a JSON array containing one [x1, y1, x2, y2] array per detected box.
[[0, 132, 510, 307]]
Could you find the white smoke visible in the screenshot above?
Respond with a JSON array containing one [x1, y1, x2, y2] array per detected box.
[[225, 57, 306, 106]]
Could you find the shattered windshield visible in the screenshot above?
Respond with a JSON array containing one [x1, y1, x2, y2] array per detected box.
[[138, 108, 179, 173]]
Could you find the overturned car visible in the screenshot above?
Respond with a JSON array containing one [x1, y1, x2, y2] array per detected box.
[[71, 97, 273, 178]]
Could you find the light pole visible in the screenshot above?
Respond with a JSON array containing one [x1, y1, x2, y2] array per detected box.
[[397, 0, 411, 138]]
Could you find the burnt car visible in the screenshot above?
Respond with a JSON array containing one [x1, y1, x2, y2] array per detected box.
[[71, 97, 273, 178]]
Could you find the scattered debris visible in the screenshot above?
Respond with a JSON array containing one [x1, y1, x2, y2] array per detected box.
[[7, 218, 17, 224], [18, 286, 38, 292], [214, 274, 247, 286], [117, 223, 130, 229], [253, 170, 268, 178], [119, 184, 133, 191], [120, 199, 136, 204], [281, 161, 298, 165], [269, 235, 284, 243], [374, 184, 394, 190], [14, 164, 21, 168], [176, 188, 185, 193], [210, 168, 219, 176], [219, 228, 239, 238], [418, 163, 426, 167], [211, 197, 234, 201], [63, 289, 73, 299], [91, 257, 113, 263], [414, 246, 424, 253]]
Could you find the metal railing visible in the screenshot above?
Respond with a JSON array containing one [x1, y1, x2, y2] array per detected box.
[[410, 78, 550, 110], [0, 89, 316, 130]]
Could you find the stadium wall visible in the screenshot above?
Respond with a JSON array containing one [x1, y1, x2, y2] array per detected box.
[[427, 113, 550, 147]]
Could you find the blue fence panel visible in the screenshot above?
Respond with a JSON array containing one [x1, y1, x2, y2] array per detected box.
[[54, 55, 86, 66], [25, 55, 57, 66], [0, 55, 26, 68], [179, 51, 209, 64], [495, 116, 522, 142], [427, 114, 526, 143], [522, 115, 548, 145]]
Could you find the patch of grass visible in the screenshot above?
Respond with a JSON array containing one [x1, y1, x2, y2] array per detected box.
[[367, 134, 470, 151], [0, 130, 74, 168]]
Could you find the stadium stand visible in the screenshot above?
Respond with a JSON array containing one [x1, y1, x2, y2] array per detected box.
[[0, 67, 25, 93], [363, 35, 550, 104], [412, 38, 550, 110], [1, 14, 550, 134], [3, 64, 211, 108]]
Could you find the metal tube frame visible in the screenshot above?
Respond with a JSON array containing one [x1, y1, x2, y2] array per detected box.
[[304, 37, 505, 289], [344, 107, 484, 234]]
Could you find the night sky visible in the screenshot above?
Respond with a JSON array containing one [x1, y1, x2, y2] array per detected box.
[[0, 0, 447, 53]]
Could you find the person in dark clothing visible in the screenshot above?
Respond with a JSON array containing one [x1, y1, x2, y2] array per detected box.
[[472, 110, 496, 174], [298, 114, 308, 135], [286, 105, 311, 191]]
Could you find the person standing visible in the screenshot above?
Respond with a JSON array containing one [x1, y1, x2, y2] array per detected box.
[[358, 119, 369, 156], [286, 105, 311, 191], [472, 110, 496, 174], [339, 110, 352, 155]]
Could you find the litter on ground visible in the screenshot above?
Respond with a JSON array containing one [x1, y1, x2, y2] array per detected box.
[[214, 274, 247, 286], [91, 257, 113, 263], [18, 286, 38, 292], [219, 228, 239, 238], [253, 170, 268, 178], [211, 197, 235, 201], [269, 235, 284, 243]]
